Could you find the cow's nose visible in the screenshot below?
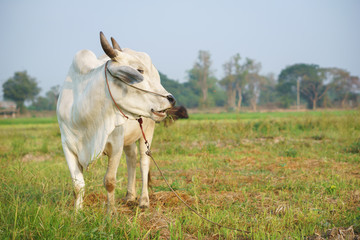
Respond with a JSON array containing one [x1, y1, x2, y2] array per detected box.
[[166, 95, 176, 107]]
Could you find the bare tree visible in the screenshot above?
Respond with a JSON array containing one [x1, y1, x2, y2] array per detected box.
[[247, 73, 265, 111], [233, 54, 246, 111], [46, 85, 60, 107], [243, 58, 262, 111], [220, 53, 249, 111], [194, 50, 212, 108], [326, 68, 360, 108], [221, 59, 236, 109]]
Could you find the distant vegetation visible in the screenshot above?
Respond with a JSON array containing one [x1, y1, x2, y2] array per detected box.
[[2, 51, 359, 113], [161, 52, 360, 111]]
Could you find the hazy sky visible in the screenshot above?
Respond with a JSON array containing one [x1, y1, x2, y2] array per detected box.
[[1, 0, 359, 97]]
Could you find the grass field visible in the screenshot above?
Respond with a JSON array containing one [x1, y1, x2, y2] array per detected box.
[[0, 110, 359, 239]]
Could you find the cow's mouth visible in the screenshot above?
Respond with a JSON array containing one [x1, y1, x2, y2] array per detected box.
[[151, 109, 167, 118]]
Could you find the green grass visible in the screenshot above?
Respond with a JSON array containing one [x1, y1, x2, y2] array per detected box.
[[188, 109, 355, 120], [0, 110, 359, 239], [0, 116, 58, 125]]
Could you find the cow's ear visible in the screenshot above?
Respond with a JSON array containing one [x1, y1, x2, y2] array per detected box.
[[108, 65, 144, 84]]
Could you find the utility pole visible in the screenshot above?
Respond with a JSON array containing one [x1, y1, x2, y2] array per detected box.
[[297, 77, 300, 110]]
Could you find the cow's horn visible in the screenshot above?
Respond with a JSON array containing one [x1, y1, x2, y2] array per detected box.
[[111, 37, 122, 52], [100, 31, 117, 59]]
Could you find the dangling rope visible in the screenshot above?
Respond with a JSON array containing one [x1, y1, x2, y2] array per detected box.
[[138, 120, 250, 234], [105, 60, 250, 234]]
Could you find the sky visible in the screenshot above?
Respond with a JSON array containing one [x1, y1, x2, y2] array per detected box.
[[0, 0, 359, 97]]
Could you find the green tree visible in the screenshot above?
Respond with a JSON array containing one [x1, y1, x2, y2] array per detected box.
[[207, 76, 226, 107], [277, 63, 330, 109], [2, 71, 41, 113], [300, 66, 330, 110], [160, 66, 225, 109], [30, 96, 51, 111], [29, 85, 60, 111], [258, 73, 279, 108], [180, 68, 225, 109], [160, 72, 199, 108], [45, 85, 60, 110], [277, 64, 303, 108]]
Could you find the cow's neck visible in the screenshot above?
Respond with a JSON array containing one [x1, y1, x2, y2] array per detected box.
[[72, 65, 123, 129]]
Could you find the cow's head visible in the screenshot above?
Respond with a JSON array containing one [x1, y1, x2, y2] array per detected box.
[[175, 106, 189, 119], [168, 106, 189, 120], [100, 32, 175, 121]]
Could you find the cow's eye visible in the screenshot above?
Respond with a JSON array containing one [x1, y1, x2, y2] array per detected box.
[[137, 69, 144, 74]]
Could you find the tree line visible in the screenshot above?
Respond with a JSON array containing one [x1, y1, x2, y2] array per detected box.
[[163, 51, 360, 111], [2, 51, 360, 113]]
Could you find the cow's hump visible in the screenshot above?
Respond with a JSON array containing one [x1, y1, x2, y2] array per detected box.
[[73, 50, 102, 75]]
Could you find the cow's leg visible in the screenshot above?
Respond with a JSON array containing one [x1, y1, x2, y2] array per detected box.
[[139, 121, 155, 208], [123, 143, 138, 203], [63, 145, 85, 211], [104, 127, 124, 214]]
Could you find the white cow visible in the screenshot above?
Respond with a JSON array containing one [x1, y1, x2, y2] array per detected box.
[[57, 32, 175, 211]]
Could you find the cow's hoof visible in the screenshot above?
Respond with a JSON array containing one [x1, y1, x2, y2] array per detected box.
[[139, 196, 149, 208], [123, 192, 136, 203]]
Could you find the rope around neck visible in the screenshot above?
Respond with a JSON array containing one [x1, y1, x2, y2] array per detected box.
[[105, 61, 130, 119]]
